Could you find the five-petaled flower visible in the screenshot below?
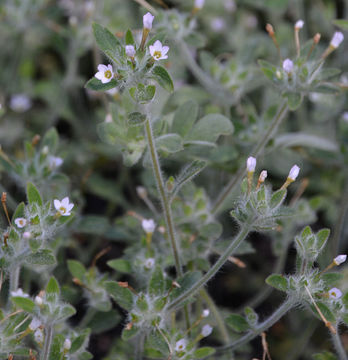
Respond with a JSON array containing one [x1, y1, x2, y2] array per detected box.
[[149, 40, 169, 61], [15, 217, 27, 228], [328, 287, 342, 300], [175, 339, 187, 352], [54, 197, 74, 216], [95, 64, 114, 84]]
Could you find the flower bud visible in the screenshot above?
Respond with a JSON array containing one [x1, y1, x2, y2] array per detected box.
[[143, 12, 154, 30], [23, 231, 31, 240], [194, 0, 205, 9], [35, 296, 43, 305], [282, 59, 294, 74], [64, 338, 72, 351], [202, 309, 210, 318], [125, 45, 136, 58], [334, 254, 347, 266], [246, 157, 256, 172], [288, 165, 300, 181], [201, 324, 213, 337], [294, 20, 304, 29], [330, 32, 344, 48], [259, 170, 267, 182], [29, 317, 41, 331], [142, 219, 156, 234]]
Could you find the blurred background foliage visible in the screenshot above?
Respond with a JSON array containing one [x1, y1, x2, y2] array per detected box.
[[0, 0, 347, 359]]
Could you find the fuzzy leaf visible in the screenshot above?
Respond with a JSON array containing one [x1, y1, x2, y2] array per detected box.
[[105, 281, 133, 310], [270, 189, 286, 209], [156, 134, 183, 153], [25, 250, 56, 266], [12, 297, 35, 313], [316, 228, 330, 250], [92, 23, 121, 54], [85, 77, 118, 91], [46, 277, 60, 296], [27, 182, 43, 206], [172, 100, 199, 137], [149, 266, 165, 296], [128, 112, 147, 126], [266, 274, 288, 292], [125, 29, 135, 45], [286, 92, 303, 111], [107, 259, 132, 273], [193, 347, 216, 359], [226, 314, 250, 332], [67, 260, 87, 281], [152, 66, 174, 92]]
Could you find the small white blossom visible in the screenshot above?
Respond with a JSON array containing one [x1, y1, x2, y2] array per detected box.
[[149, 40, 169, 61], [175, 339, 187, 352], [29, 317, 41, 331], [42, 146, 49, 155], [259, 170, 267, 182], [144, 258, 155, 269], [142, 219, 156, 233], [202, 309, 210, 318], [10, 94, 32, 113], [15, 217, 27, 228], [334, 254, 347, 266], [283, 59, 294, 74], [23, 231, 31, 240], [295, 20, 304, 29], [143, 12, 154, 29], [288, 165, 300, 181], [35, 296, 43, 306], [64, 338, 72, 351], [211, 17, 226, 32], [11, 288, 29, 298], [34, 329, 44, 343], [330, 32, 344, 48], [246, 157, 256, 172], [194, 0, 205, 9], [201, 324, 213, 337], [125, 45, 136, 58], [224, 0, 236, 12], [54, 197, 74, 216], [95, 64, 114, 84], [328, 287, 342, 300], [48, 156, 63, 170]]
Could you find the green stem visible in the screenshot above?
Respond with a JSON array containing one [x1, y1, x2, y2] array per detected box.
[[219, 298, 295, 351], [211, 100, 288, 214], [331, 328, 348, 360], [168, 222, 251, 311], [200, 289, 230, 344], [42, 324, 54, 360], [144, 119, 183, 276]]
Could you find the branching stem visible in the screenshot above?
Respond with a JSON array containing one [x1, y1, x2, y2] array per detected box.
[[41, 324, 54, 360]]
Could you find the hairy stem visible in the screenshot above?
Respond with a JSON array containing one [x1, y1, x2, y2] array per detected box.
[[168, 222, 251, 311], [9, 266, 20, 294], [144, 119, 183, 276], [211, 100, 288, 214], [219, 298, 295, 352], [331, 328, 348, 360], [42, 324, 54, 360]]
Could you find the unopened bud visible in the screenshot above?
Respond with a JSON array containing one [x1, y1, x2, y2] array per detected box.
[[294, 20, 304, 29], [125, 45, 136, 58], [283, 59, 294, 74], [63, 338, 72, 351], [143, 12, 154, 30], [35, 296, 43, 306], [266, 23, 274, 36], [330, 32, 344, 49], [194, 0, 205, 9], [142, 219, 156, 234], [246, 157, 256, 172], [334, 254, 347, 266], [288, 165, 300, 181], [259, 170, 267, 182], [314, 33, 321, 44], [202, 309, 210, 318]]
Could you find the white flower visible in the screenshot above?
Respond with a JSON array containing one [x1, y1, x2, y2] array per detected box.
[[194, 0, 205, 9], [334, 254, 347, 266], [125, 45, 136, 58], [11, 288, 29, 298], [143, 12, 154, 30], [10, 94, 32, 113], [15, 217, 27, 228], [283, 59, 294, 74], [202, 309, 210, 318], [149, 40, 169, 61], [259, 170, 267, 182], [48, 156, 63, 170], [54, 197, 74, 216], [64, 338, 72, 350], [144, 258, 155, 269], [288, 165, 300, 181], [246, 157, 256, 172], [295, 20, 304, 29], [35, 295, 43, 305], [224, 0, 236, 12], [34, 329, 44, 343], [29, 317, 41, 331], [330, 32, 344, 48], [328, 287, 342, 300], [211, 17, 225, 32], [201, 324, 213, 337], [95, 64, 114, 84], [142, 219, 156, 233], [23, 231, 31, 240], [175, 339, 187, 352]]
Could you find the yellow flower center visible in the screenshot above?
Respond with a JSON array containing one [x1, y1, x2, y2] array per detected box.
[[331, 291, 336, 297], [153, 51, 162, 59], [59, 207, 66, 214], [104, 70, 112, 79]]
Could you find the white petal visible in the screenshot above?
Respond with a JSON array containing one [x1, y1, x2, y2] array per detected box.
[[95, 72, 103, 80], [98, 64, 107, 72], [61, 197, 70, 207], [153, 40, 162, 50], [107, 64, 113, 71], [54, 199, 61, 210], [161, 46, 169, 55], [149, 45, 155, 56]]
